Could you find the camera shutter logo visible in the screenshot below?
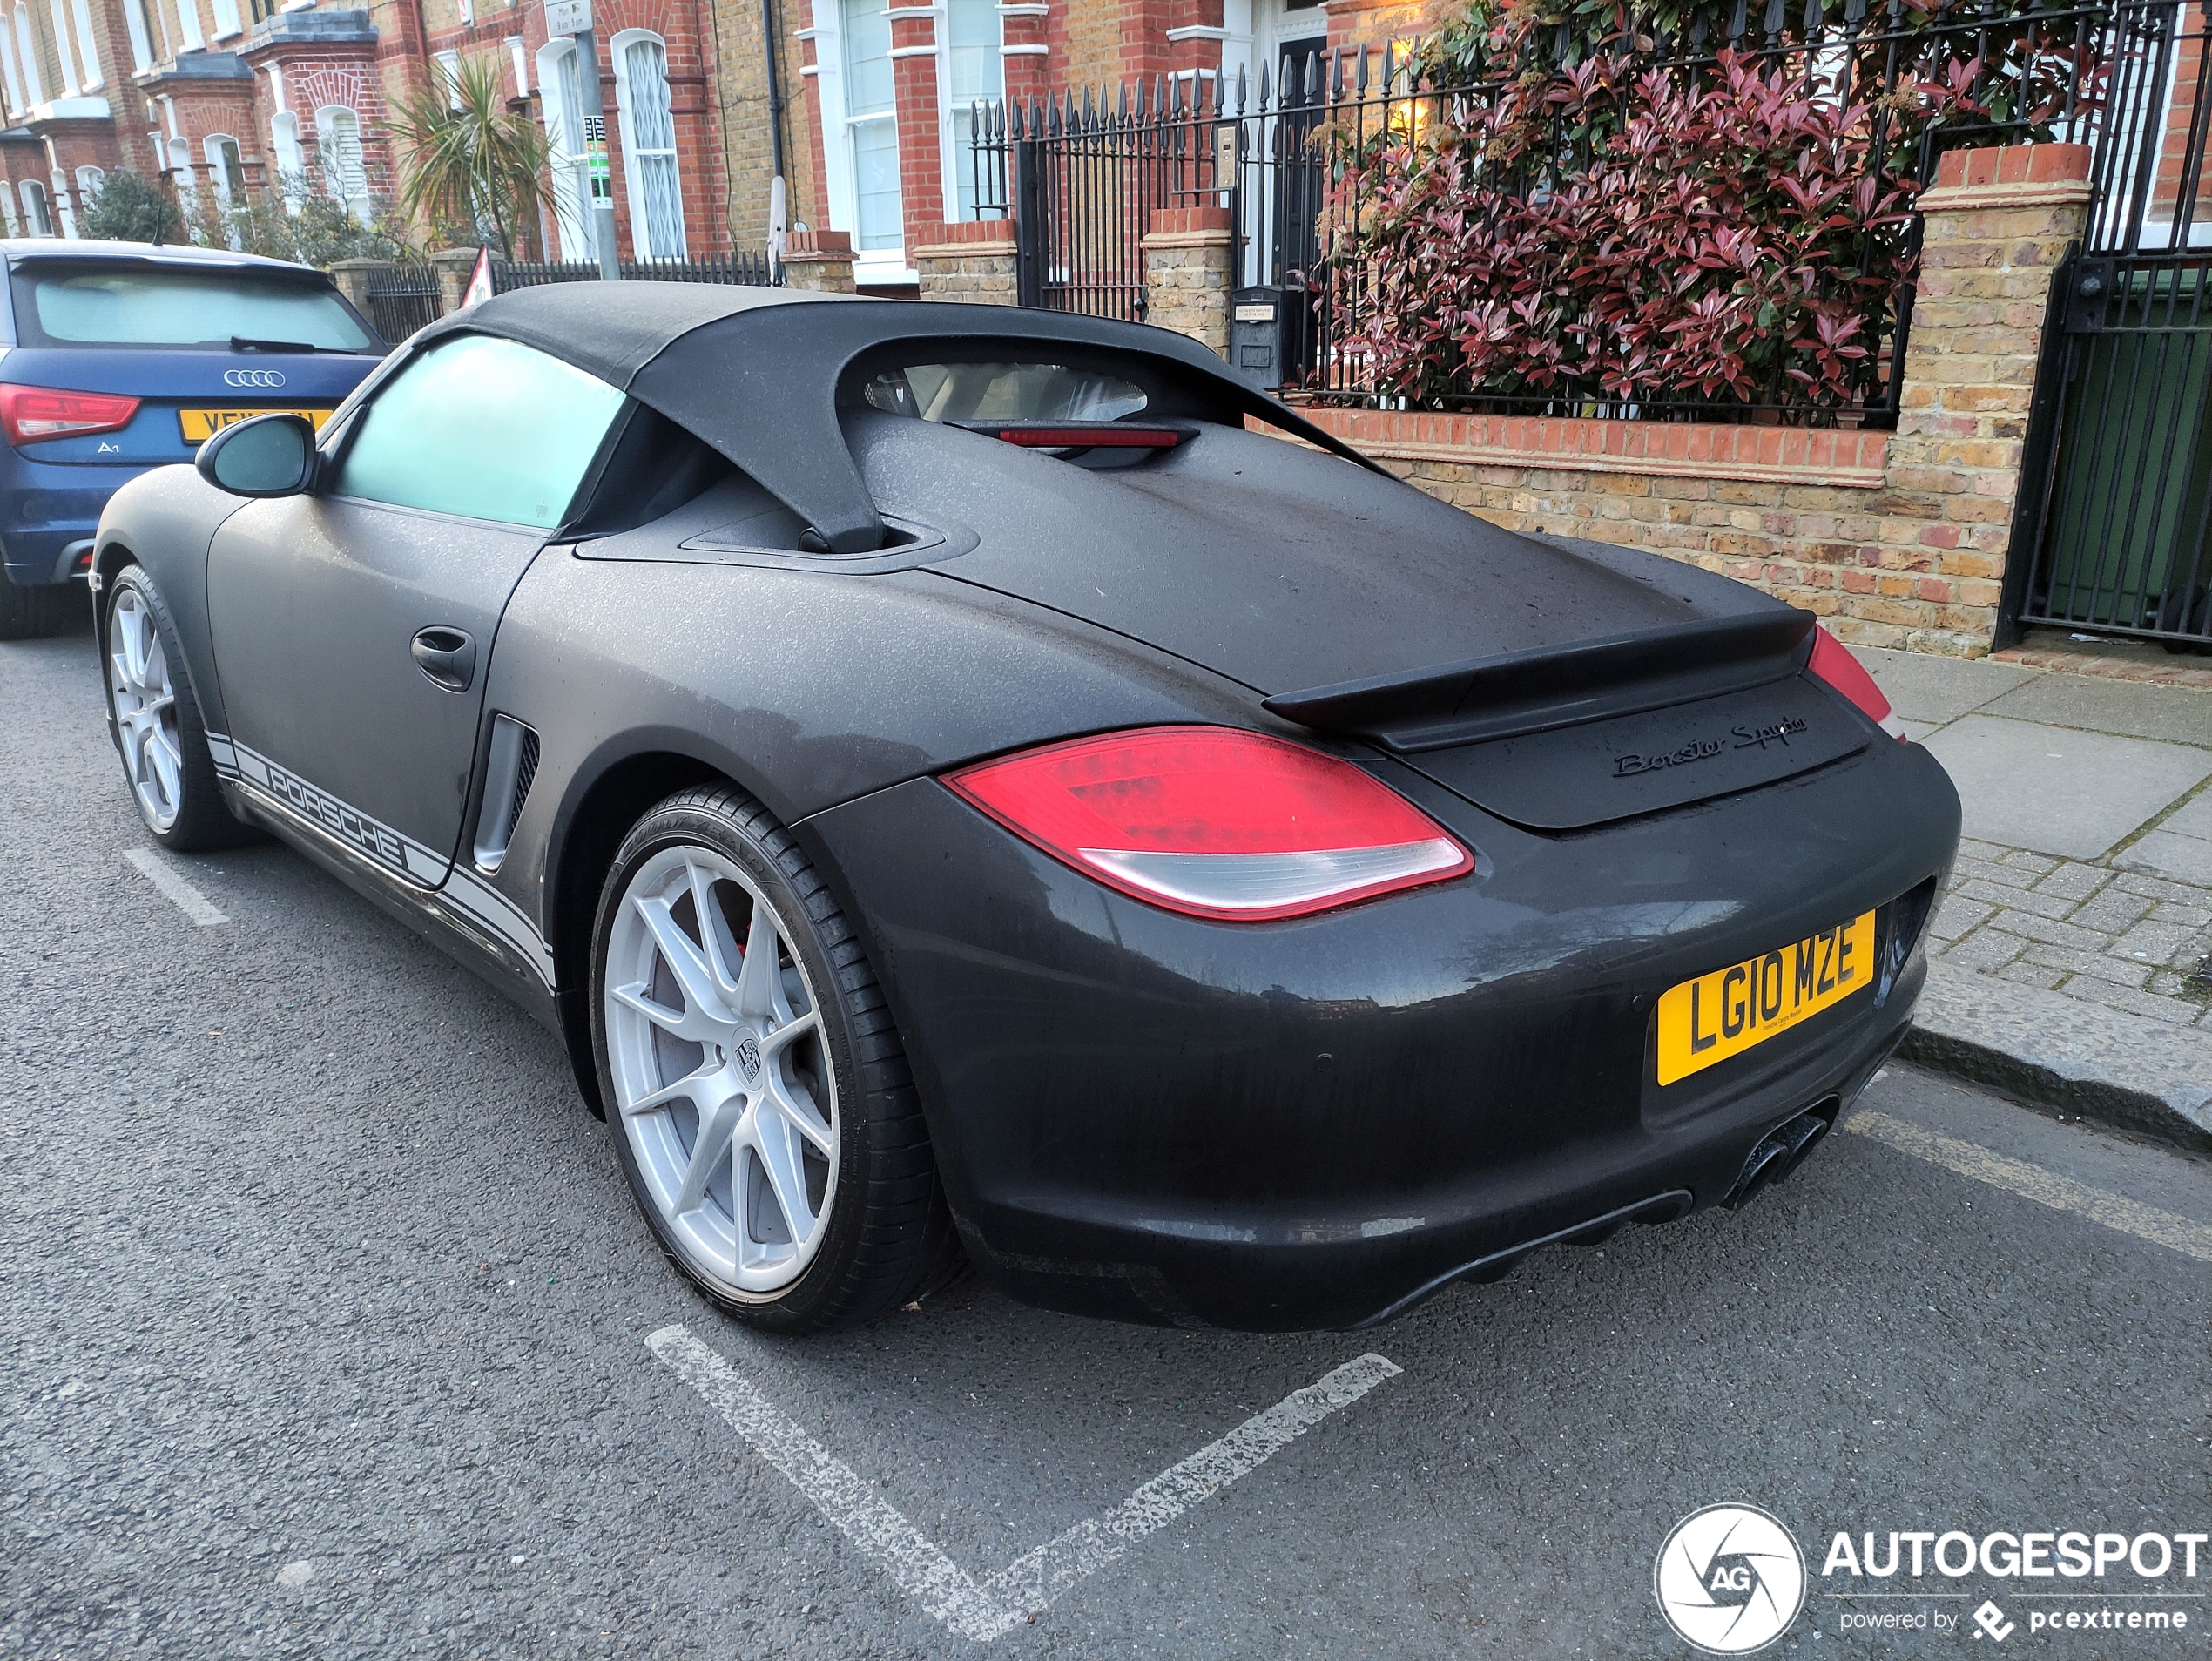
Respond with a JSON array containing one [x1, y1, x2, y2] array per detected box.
[[223, 368, 286, 389], [1654, 1504, 1807, 1654]]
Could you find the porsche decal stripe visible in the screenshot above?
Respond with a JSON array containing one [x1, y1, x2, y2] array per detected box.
[[214, 734, 438, 882], [442, 866, 556, 986], [206, 730, 556, 989]]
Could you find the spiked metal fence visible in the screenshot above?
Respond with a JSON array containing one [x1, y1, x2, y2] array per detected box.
[[966, 0, 2167, 425]]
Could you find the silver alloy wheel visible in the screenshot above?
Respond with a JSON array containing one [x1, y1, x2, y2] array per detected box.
[[605, 846, 840, 1296], [108, 587, 183, 832]]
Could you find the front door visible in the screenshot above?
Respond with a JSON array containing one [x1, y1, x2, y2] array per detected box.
[[207, 331, 627, 885]]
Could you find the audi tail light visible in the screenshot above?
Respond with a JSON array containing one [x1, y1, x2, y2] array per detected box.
[[1807, 625, 1906, 739], [0, 384, 140, 447], [943, 726, 1474, 922]]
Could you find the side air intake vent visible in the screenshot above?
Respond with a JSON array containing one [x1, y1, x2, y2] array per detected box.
[[473, 715, 540, 874]]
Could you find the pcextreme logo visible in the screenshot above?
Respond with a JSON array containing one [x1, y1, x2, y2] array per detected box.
[[1655, 1504, 1808, 1654]]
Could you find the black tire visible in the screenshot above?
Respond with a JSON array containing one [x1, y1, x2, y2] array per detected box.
[[0, 577, 85, 640], [590, 784, 963, 1333], [101, 564, 257, 852]]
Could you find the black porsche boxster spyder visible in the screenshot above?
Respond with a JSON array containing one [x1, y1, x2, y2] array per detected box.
[[92, 284, 1959, 1333]]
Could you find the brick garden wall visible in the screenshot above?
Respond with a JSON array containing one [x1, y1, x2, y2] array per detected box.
[[1291, 144, 2095, 656]]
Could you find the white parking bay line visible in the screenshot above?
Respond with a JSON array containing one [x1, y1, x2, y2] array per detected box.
[[123, 848, 226, 927], [1846, 1110, 2212, 1263], [645, 1323, 1400, 1643]]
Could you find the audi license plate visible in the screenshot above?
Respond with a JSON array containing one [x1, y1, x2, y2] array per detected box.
[[1654, 909, 1877, 1085], [179, 408, 334, 442]]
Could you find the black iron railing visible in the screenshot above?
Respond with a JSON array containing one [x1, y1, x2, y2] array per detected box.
[[969, 0, 2181, 426], [361, 261, 443, 343], [492, 250, 780, 290]]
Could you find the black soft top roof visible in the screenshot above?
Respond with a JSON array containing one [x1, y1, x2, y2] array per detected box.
[[415, 283, 1377, 553]]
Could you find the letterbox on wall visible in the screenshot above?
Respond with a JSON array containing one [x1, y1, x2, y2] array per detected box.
[[1229, 285, 1312, 392]]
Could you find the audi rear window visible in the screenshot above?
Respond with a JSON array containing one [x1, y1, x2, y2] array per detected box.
[[9, 263, 375, 350]]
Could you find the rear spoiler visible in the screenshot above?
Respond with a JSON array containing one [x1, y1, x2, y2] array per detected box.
[[1260, 610, 1817, 753]]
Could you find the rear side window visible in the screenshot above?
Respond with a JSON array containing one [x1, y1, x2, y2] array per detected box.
[[10, 263, 375, 351], [863, 361, 1146, 422], [331, 334, 625, 529]]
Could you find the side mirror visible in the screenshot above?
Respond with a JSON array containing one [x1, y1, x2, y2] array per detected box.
[[195, 412, 316, 498]]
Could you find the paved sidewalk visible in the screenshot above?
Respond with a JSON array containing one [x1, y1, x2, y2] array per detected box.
[[1854, 647, 2212, 1147]]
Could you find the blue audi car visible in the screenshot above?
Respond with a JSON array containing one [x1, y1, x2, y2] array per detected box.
[[0, 240, 388, 638]]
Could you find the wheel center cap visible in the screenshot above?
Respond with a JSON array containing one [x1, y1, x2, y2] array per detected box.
[[732, 1030, 764, 1085]]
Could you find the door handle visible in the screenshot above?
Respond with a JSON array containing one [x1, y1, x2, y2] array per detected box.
[[410, 626, 475, 692]]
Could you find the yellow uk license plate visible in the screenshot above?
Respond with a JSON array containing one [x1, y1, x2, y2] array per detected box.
[[178, 407, 333, 442], [1656, 910, 1877, 1085]]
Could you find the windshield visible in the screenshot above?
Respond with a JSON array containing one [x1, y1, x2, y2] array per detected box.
[[863, 361, 1147, 423], [10, 263, 377, 350]]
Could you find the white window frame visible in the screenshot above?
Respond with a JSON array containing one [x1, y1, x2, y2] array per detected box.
[[269, 107, 304, 211], [44, 0, 76, 92], [20, 176, 51, 233], [209, 0, 239, 40], [13, 4, 42, 104], [807, 0, 912, 282], [609, 27, 685, 260], [938, 0, 1001, 224], [120, 0, 148, 71], [433, 47, 462, 107], [73, 161, 100, 205], [314, 103, 370, 220], [535, 37, 591, 261], [0, 185, 17, 234], [70, 0, 99, 83], [170, 0, 201, 51], [165, 133, 193, 192], [0, 23, 24, 111], [203, 132, 240, 206]]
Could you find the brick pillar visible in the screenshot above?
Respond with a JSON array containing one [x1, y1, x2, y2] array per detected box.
[[1140, 206, 1234, 357], [1875, 143, 2094, 653], [428, 247, 484, 312], [782, 228, 856, 293], [999, 3, 1049, 101], [888, 2, 944, 259], [326, 256, 394, 314], [913, 219, 1020, 303]]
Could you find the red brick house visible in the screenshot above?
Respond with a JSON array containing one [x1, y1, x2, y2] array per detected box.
[[0, 0, 760, 262], [785, 0, 1433, 289]]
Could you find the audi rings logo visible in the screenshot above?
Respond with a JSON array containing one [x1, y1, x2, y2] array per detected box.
[[223, 368, 287, 389], [1655, 1504, 1807, 1654]]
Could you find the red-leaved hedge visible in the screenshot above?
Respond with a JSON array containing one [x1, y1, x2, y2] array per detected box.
[[1331, 36, 1986, 414]]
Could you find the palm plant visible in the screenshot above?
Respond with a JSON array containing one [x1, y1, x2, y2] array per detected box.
[[387, 53, 550, 259]]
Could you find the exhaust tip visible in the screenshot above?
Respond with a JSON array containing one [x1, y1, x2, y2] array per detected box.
[[1725, 1099, 1839, 1210]]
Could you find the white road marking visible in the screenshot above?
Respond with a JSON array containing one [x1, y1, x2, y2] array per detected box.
[[646, 1323, 1400, 1642], [1845, 1110, 2212, 1263], [124, 848, 225, 927]]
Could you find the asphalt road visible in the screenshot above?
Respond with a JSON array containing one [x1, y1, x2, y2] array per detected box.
[[3, 625, 2207, 1660]]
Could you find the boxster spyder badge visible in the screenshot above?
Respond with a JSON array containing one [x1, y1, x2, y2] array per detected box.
[[87, 283, 1958, 1334]]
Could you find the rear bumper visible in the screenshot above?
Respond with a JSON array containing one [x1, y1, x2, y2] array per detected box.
[[0, 454, 152, 587], [803, 737, 1960, 1331]]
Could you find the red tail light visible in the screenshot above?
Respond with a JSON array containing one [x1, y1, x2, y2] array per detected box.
[[943, 726, 1474, 921], [1807, 625, 1906, 739], [0, 383, 140, 447]]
